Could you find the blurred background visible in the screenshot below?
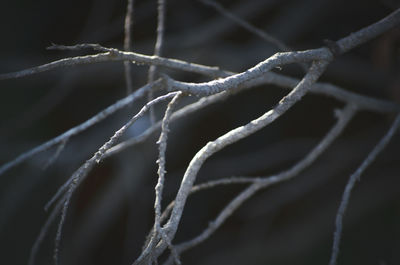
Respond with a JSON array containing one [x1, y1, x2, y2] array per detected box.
[[0, 0, 400, 264]]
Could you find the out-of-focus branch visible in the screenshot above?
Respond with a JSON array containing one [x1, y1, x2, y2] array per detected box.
[[0, 80, 162, 177], [148, 0, 167, 124], [200, 0, 291, 52], [123, 0, 135, 95], [329, 112, 400, 265]]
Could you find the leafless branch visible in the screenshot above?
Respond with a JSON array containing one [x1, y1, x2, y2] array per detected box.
[[135, 10, 400, 260], [335, 8, 400, 54], [46, 43, 111, 52], [162, 103, 357, 264], [1, 4, 400, 265], [0, 46, 227, 81], [154, 92, 183, 265], [138, 60, 330, 262], [104, 74, 399, 160], [148, 0, 167, 124], [41, 138, 68, 170], [28, 199, 63, 265], [124, 0, 135, 95], [200, 0, 291, 52], [0, 80, 161, 177], [35, 91, 181, 265], [329, 113, 400, 265]]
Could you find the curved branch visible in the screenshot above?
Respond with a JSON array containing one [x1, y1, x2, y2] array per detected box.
[[162, 103, 357, 265], [137, 61, 329, 263], [329, 112, 400, 265]]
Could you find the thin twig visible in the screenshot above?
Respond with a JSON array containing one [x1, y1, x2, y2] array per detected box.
[[335, 8, 400, 54], [139, 177, 260, 264], [162, 103, 357, 265], [148, 0, 167, 124], [198, 0, 309, 73], [0, 46, 228, 80], [158, 177, 261, 232], [328, 112, 400, 265], [1, 9, 399, 82], [105, 73, 399, 159], [124, 0, 135, 95], [163, 50, 331, 96], [200, 0, 291, 52], [0, 80, 161, 177], [46, 43, 111, 52], [28, 200, 63, 265], [46, 92, 181, 264], [42, 138, 69, 170], [47, 91, 180, 214], [154, 92, 182, 265]]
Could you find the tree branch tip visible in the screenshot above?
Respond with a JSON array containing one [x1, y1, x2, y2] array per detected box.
[[46, 43, 112, 52]]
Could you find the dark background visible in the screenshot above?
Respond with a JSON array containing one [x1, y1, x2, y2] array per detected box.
[[0, 0, 400, 265]]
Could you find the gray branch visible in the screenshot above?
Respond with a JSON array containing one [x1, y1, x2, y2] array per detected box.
[[329, 113, 400, 265], [0, 80, 162, 177], [162, 103, 357, 264]]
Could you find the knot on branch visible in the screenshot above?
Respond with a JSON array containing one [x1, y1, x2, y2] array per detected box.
[[323, 39, 342, 57]]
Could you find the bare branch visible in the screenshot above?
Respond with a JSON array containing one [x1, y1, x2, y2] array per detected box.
[[336, 8, 400, 54], [146, 61, 330, 261], [28, 200, 63, 265], [329, 112, 400, 265], [200, 0, 291, 52], [0, 47, 228, 80], [158, 177, 260, 232], [42, 138, 68, 170], [1, 8, 399, 82], [164, 50, 331, 96], [154, 92, 183, 265], [46, 43, 111, 52], [124, 0, 135, 95], [3, 5, 400, 265], [148, 0, 168, 124], [49, 91, 181, 264], [0, 80, 161, 177], [262, 72, 400, 113], [105, 73, 399, 160], [162, 103, 357, 264]]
